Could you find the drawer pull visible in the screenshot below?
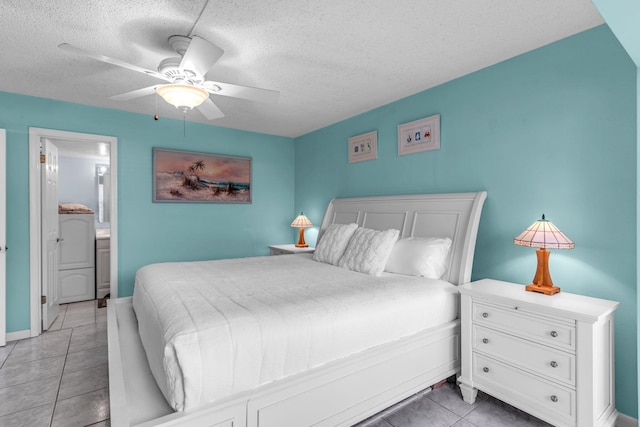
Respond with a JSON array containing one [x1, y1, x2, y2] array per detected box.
[[550, 361, 558, 368], [482, 312, 489, 318], [550, 331, 558, 338], [550, 395, 558, 403], [482, 367, 489, 373], [482, 338, 489, 344]]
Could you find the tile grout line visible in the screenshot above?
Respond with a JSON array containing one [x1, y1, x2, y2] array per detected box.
[[0, 342, 16, 370], [52, 301, 111, 426], [48, 324, 74, 427], [0, 301, 107, 424], [420, 391, 463, 427], [0, 332, 69, 421], [458, 399, 485, 425]]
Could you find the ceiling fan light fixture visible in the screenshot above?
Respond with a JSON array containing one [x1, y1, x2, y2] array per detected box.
[[156, 84, 209, 110]]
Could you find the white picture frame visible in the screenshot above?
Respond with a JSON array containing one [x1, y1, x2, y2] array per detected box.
[[348, 130, 378, 163], [397, 114, 440, 156]]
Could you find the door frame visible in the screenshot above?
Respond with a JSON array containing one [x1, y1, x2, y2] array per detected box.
[[41, 139, 60, 330], [28, 128, 118, 336]]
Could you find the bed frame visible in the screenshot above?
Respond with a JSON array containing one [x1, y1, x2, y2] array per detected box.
[[108, 191, 487, 427]]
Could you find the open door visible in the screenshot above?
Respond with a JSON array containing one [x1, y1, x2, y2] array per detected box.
[[41, 138, 60, 330], [0, 129, 6, 346]]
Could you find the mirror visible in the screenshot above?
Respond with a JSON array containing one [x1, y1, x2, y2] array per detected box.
[[96, 164, 110, 224]]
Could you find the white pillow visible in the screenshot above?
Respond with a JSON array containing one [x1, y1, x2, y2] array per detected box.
[[312, 223, 358, 265], [338, 227, 400, 276], [384, 237, 452, 279]]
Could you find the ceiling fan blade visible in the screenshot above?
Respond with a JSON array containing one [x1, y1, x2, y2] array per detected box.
[[204, 81, 279, 104], [197, 98, 225, 120], [58, 43, 169, 82], [109, 85, 159, 101], [179, 36, 224, 78]]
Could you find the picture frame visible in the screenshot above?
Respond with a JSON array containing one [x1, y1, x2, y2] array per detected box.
[[397, 114, 440, 156], [153, 148, 251, 203], [348, 130, 378, 163]]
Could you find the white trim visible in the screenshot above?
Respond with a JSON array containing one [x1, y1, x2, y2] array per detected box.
[[28, 132, 41, 337], [617, 413, 638, 427], [29, 127, 118, 336], [6, 329, 31, 343], [109, 137, 118, 300], [0, 129, 5, 347]]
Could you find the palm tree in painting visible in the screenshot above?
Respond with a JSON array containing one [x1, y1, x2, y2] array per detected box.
[[188, 160, 206, 175], [183, 160, 206, 190]]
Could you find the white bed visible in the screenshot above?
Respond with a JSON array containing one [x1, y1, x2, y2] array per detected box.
[[108, 191, 487, 427]]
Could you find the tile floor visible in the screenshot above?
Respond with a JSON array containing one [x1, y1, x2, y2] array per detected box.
[[0, 300, 109, 427], [355, 382, 552, 427], [0, 300, 551, 427]]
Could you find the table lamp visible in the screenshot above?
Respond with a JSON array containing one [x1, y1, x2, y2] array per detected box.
[[513, 214, 574, 295], [291, 212, 313, 247]]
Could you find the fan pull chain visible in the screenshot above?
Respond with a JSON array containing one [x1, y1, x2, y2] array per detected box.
[[154, 91, 159, 121]]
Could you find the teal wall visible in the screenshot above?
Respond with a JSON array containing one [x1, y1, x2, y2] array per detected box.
[[295, 26, 638, 417], [590, 2, 640, 420], [0, 92, 295, 331], [592, 0, 640, 66]]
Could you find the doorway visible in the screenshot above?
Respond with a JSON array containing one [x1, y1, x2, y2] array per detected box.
[[28, 128, 118, 336]]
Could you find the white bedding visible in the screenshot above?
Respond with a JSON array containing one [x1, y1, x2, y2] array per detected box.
[[132, 254, 458, 412]]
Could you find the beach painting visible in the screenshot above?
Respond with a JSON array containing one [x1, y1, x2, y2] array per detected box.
[[153, 148, 251, 203]]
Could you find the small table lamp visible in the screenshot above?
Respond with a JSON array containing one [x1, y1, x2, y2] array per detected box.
[[513, 214, 574, 295], [291, 212, 313, 247]]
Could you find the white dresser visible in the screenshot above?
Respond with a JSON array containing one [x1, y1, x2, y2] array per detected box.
[[59, 213, 95, 303], [458, 279, 619, 427]]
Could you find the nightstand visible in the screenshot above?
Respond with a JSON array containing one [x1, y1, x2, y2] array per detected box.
[[457, 279, 619, 427], [268, 244, 315, 256]]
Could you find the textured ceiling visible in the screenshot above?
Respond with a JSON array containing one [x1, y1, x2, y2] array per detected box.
[[0, 1, 603, 138]]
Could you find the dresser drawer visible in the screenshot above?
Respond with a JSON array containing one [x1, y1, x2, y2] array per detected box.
[[472, 301, 575, 351], [472, 325, 575, 386], [270, 248, 289, 255], [473, 353, 575, 421]]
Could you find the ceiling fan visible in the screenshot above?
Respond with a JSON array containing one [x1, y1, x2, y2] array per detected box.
[[58, 35, 279, 120]]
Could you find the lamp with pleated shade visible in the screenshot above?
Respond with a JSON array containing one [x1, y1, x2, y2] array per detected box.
[[514, 214, 574, 295], [291, 212, 313, 247]]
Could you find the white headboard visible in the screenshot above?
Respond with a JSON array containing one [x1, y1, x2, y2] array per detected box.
[[317, 191, 487, 285]]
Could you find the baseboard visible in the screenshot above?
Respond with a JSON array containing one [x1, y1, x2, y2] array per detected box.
[[5, 329, 31, 342], [617, 412, 638, 427]]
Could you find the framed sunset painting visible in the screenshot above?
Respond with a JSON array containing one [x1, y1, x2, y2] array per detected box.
[[153, 148, 251, 203]]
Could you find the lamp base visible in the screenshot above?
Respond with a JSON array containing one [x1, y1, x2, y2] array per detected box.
[[525, 283, 561, 295], [295, 227, 308, 248], [525, 247, 561, 295]]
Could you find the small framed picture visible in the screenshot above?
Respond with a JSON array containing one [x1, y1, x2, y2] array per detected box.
[[397, 114, 440, 156], [348, 130, 378, 163]]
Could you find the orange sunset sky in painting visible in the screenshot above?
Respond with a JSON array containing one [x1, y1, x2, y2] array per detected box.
[[154, 149, 251, 183]]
